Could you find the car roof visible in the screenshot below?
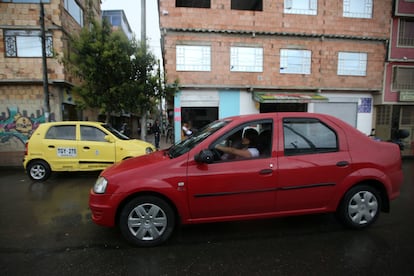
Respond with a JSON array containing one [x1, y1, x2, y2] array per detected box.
[[225, 112, 338, 121], [38, 121, 106, 126]]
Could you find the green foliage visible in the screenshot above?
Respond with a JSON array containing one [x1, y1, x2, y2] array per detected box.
[[65, 19, 162, 120]]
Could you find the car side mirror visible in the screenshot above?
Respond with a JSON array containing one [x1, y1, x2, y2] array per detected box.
[[104, 135, 114, 143], [195, 149, 214, 164]]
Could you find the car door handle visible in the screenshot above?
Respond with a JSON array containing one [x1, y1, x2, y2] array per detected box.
[[336, 161, 349, 167], [48, 145, 55, 148], [83, 146, 90, 150], [259, 169, 273, 175]]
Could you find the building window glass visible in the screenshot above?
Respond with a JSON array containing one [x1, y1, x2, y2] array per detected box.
[[337, 52, 367, 76], [231, 0, 262, 11], [398, 19, 414, 47], [392, 67, 414, 90], [343, 0, 372, 19], [284, 0, 317, 15], [106, 15, 121, 26], [176, 0, 210, 8], [230, 47, 263, 72], [176, 45, 211, 71], [4, 30, 53, 57], [64, 0, 83, 26], [280, 49, 311, 74]]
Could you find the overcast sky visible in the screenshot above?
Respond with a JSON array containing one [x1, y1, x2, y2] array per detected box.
[[101, 0, 162, 60]]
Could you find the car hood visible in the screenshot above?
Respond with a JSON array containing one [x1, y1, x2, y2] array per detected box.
[[120, 139, 154, 148], [102, 149, 170, 177]]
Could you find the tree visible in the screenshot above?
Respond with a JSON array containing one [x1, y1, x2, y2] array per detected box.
[[66, 20, 131, 121], [125, 40, 160, 139], [65, 19, 175, 139]]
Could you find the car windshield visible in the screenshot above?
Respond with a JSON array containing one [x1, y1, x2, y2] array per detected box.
[[102, 124, 130, 140], [168, 120, 229, 158]]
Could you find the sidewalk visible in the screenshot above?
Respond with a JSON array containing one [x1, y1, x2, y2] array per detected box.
[[144, 134, 174, 150]]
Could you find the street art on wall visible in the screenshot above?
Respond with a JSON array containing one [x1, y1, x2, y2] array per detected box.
[[0, 106, 54, 145]]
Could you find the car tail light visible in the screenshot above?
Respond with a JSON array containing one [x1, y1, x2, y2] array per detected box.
[[24, 142, 28, 156]]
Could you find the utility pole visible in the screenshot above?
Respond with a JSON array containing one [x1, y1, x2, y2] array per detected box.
[[40, 2, 50, 122], [140, 0, 147, 140], [158, 59, 163, 133], [141, 0, 146, 44]]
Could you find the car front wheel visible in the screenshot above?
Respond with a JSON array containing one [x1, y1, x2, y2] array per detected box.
[[119, 196, 175, 247], [27, 160, 51, 181], [337, 185, 381, 229]]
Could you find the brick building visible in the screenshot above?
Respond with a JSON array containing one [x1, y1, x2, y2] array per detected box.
[[0, 0, 101, 166], [159, 0, 395, 143], [377, 0, 414, 155]]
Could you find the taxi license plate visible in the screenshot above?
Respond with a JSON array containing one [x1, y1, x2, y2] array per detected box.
[[57, 147, 77, 157]]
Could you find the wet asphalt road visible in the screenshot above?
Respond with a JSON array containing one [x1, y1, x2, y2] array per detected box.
[[0, 160, 413, 276]]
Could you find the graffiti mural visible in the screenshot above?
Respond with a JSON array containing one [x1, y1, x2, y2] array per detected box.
[[0, 106, 54, 145]]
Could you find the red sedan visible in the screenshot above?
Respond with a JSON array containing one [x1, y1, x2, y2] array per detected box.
[[89, 113, 403, 246]]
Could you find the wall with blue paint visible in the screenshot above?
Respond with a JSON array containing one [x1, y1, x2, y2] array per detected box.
[[219, 90, 240, 118], [173, 92, 182, 142]]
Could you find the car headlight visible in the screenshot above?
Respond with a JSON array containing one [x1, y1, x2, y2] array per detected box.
[[145, 147, 154, 154], [94, 176, 108, 194]]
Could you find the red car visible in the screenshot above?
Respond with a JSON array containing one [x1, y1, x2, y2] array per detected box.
[[89, 113, 403, 246]]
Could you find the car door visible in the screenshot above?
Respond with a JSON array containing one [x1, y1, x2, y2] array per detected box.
[[276, 117, 353, 212], [186, 119, 277, 220], [43, 124, 78, 170], [77, 124, 116, 169]]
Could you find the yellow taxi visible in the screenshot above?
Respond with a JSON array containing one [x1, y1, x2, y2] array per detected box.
[[23, 121, 156, 181]]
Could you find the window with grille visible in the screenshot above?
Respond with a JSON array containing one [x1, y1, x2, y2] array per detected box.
[[284, 0, 317, 15], [4, 30, 53, 58], [392, 67, 414, 90], [337, 52, 367, 76], [401, 107, 414, 125], [376, 106, 391, 126], [343, 0, 372, 19], [280, 49, 311, 74], [230, 47, 263, 72], [398, 19, 414, 47], [176, 45, 211, 71]]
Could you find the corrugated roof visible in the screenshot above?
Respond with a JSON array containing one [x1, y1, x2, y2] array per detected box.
[[162, 27, 388, 42]]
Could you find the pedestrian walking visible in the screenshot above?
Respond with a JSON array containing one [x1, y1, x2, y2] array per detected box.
[[151, 120, 161, 149]]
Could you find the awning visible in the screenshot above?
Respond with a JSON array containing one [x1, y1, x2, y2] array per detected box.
[[254, 92, 329, 103]]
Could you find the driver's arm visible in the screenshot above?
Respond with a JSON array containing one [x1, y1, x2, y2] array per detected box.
[[215, 145, 252, 158]]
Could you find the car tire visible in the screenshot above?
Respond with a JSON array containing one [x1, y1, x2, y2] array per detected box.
[[119, 196, 176, 247], [336, 185, 381, 229], [27, 160, 51, 181]]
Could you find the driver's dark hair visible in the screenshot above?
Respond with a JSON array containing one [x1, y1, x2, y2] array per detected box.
[[244, 128, 259, 146]]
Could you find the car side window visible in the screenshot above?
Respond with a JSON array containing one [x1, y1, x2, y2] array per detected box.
[[283, 118, 338, 155], [45, 125, 76, 140], [212, 120, 273, 162], [80, 126, 107, 142]]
